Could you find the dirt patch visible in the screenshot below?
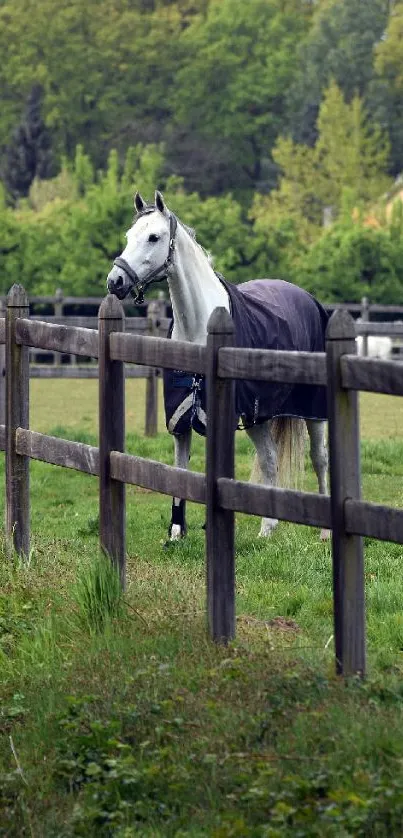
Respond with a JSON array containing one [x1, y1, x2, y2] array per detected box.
[[237, 615, 301, 633]]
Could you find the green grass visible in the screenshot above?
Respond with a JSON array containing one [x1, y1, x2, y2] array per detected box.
[[1, 382, 403, 835]]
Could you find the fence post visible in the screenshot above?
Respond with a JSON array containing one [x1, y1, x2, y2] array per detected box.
[[0, 300, 6, 427], [360, 296, 369, 357], [145, 300, 159, 437], [326, 310, 365, 677], [156, 290, 167, 322], [54, 287, 64, 365], [98, 295, 126, 587], [54, 287, 64, 318], [206, 307, 236, 642], [6, 284, 30, 559]]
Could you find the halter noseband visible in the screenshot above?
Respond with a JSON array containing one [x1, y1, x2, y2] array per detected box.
[[113, 206, 178, 303]]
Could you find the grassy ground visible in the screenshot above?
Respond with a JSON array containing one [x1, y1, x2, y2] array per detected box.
[[1, 380, 403, 836]]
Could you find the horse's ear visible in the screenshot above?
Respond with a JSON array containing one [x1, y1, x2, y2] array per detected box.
[[134, 192, 146, 213], [155, 190, 167, 214]]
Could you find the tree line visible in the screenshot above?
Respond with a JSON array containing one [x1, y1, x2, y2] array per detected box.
[[1, 0, 403, 303]]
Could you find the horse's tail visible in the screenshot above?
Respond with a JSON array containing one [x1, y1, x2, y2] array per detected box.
[[250, 417, 306, 488]]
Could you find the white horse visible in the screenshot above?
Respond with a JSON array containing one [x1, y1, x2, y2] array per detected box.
[[107, 191, 329, 541], [355, 319, 392, 359]]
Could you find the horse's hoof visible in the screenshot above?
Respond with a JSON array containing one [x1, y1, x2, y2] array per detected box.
[[258, 519, 278, 537], [170, 523, 184, 541], [165, 522, 187, 545]]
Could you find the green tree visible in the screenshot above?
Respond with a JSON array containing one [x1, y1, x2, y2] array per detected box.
[[371, 2, 403, 175], [171, 0, 310, 193], [3, 85, 53, 201], [375, 2, 403, 92], [298, 216, 403, 304], [0, 0, 104, 161], [315, 81, 390, 208], [0, 142, 264, 296], [251, 82, 391, 245], [0, 0, 184, 174], [286, 0, 390, 146]]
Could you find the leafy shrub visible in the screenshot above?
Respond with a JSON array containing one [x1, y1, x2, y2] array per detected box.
[[298, 216, 403, 303]]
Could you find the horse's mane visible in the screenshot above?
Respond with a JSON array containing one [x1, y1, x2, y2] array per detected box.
[[181, 220, 196, 240], [179, 219, 214, 266]]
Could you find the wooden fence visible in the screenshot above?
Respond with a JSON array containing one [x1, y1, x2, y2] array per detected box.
[[0, 290, 401, 434], [2, 284, 403, 678], [0, 295, 170, 437], [2, 288, 403, 366], [3, 287, 403, 317]]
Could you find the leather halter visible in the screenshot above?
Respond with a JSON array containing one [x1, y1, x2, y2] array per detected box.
[[113, 206, 178, 303]]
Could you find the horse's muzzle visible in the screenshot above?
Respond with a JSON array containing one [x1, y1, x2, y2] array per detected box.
[[107, 270, 131, 300]]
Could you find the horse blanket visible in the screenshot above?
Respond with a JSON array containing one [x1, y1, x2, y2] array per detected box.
[[163, 278, 329, 436]]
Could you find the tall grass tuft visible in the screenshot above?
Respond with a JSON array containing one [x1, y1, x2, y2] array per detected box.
[[75, 552, 124, 633]]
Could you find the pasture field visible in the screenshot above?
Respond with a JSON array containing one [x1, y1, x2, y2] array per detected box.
[[1, 380, 403, 836]]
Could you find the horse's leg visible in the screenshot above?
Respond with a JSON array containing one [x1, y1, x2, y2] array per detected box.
[[246, 421, 279, 537], [306, 419, 330, 541], [169, 429, 192, 541]]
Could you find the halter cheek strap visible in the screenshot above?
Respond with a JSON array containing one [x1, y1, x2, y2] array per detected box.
[[113, 209, 178, 303]]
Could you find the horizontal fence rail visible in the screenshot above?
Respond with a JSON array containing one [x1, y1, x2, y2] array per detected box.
[[218, 478, 332, 530], [356, 322, 403, 336], [110, 452, 206, 504], [6, 427, 403, 544], [16, 318, 99, 357], [8, 423, 403, 546], [29, 314, 171, 333], [2, 289, 402, 316], [3, 317, 403, 355], [15, 429, 99, 475], [0, 313, 162, 437], [218, 348, 327, 385], [3, 285, 403, 679], [28, 365, 154, 379], [1, 294, 149, 308], [109, 332, 206, 374], [340, 355, 403, 396], [345, 499, 403, 544]]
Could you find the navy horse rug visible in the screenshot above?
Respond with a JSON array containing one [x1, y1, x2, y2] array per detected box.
[[163, 278, 329, 436]]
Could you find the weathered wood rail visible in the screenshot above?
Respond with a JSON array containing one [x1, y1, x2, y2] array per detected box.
[[2, 288, 402, 317], [0, 289, 400, 430], [2, 284, 403, 678], [0, 297, 169, 436]]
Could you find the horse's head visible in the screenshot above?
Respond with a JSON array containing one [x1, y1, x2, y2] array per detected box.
[[107, 190, 177, 302]]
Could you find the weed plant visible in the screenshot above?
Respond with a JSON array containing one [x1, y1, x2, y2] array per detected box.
[[74, 551, 124, 634]]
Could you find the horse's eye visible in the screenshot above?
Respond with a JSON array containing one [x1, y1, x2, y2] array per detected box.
[[148, 233, 159, 243]]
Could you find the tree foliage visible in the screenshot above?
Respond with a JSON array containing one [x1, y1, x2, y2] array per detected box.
[[0, 145, 268, 296], [286, 0, 390, 146], [251, 83, 391, 244], [0, 0, 312, 195], [3, 85, 53, 201], [0, 0, 402, 304], [375, 2, 403, 92], [0, 0, 400, 192], [298, 215, 403, 304], [170, 0, 309, 193], [370, 2, 403, 175]]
